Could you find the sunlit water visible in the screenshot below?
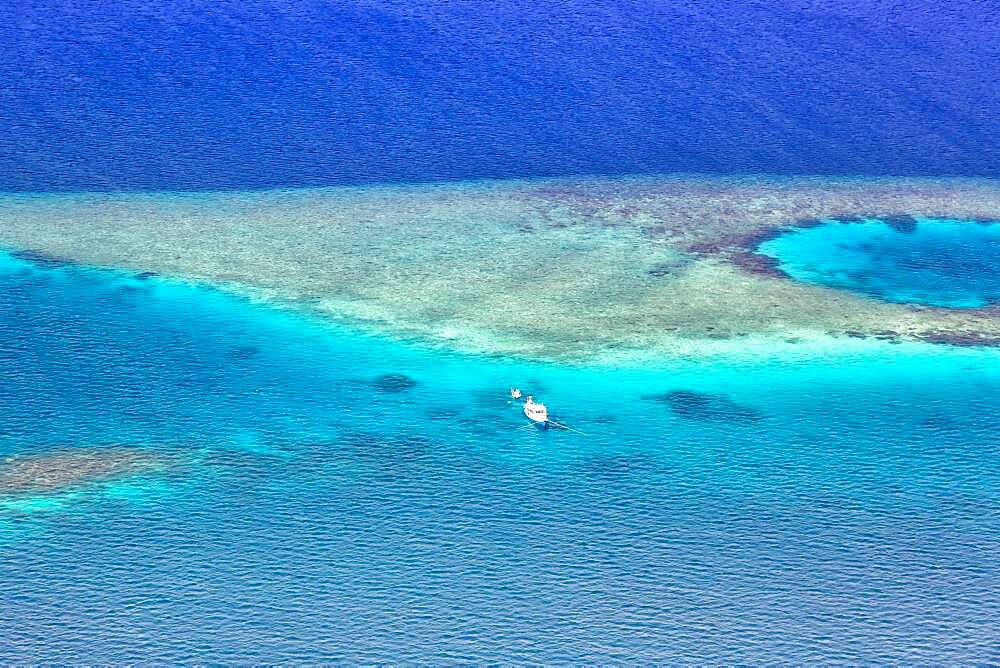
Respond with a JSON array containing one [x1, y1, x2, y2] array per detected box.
[[1, 250, 999, 662], [759, 217, 1000, 308]]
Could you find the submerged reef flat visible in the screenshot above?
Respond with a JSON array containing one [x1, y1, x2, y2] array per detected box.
[[0, 448, 164, 496], [1, 175, 999, 360]]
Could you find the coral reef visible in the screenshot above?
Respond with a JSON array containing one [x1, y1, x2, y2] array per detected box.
[[1, 175, 999, 360], [0, 447, 163, 496]]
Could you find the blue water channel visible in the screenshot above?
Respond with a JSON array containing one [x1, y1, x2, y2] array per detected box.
[[758, 217, 1000, 308]]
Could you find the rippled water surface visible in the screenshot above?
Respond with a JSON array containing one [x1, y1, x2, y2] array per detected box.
[[2, 251, 999, 662], [759, 217, 1000, 308]]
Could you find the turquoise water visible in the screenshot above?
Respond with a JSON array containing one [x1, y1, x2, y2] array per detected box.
[[2, 251, 1000, 662], [758, 217, 1000, 308]]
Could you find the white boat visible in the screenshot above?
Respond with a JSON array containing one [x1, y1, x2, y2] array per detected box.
[[512, 390, 586, 434], [523, 395, 549, 428]]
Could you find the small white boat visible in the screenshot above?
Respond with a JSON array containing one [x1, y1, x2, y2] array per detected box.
[[523, 395, 549, 428], [511, 389, 586, 435]]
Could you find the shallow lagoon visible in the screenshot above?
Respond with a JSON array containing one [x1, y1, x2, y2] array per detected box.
[[2, 249, 999, 662], [759, 217, 1000, 308]]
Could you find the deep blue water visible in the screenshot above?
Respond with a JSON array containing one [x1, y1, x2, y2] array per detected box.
[[759, 217, 1000, 308], [2, 251, 999, 662], [3, 0, 1000, 191]]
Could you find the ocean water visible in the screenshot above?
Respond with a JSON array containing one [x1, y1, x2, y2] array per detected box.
[[3, 0, 999, 191], [4, 2, 1000, 661], [2, 250, 999, 662], [759, 218, 1000, 308]]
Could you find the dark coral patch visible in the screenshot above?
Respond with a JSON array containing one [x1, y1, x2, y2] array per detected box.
[[831, 216, 865, 225], [371, 373, 418, 393], [640, 224, 671, 239], [11, 249, 74, 269], [732, 227, 786, 249], [642, 390, 763, 423], [794, 218, 826, 229], [579, 453, 646, 477], [728, 251, 788, 279], [684, 227, 795, 279], [881, 215, 919, 234], [647, 262, 681, 278], [117, 283, 150, 294], [226, 345, 261, 360], [872, 330, 900, 341], [685, 239, 729, 255], [918, 331, 1000, 347]]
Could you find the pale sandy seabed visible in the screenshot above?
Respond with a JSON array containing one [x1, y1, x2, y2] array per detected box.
[[2, 174, 999, 363]]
